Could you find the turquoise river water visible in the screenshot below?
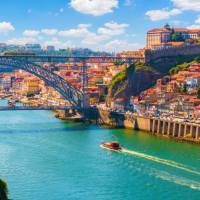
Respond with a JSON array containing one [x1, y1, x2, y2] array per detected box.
[[0, 101, 199, 200]]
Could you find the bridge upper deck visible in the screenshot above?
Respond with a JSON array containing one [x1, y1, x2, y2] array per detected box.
[[0, 55, 143, 64]]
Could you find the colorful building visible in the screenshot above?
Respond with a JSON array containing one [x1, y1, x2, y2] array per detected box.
[[147, 23, 200, 49]]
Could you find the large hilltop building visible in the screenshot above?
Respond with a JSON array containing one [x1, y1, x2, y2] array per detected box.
[[147, 23, 200, 49]]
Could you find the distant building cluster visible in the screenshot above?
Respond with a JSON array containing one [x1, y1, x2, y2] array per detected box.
[[132, 64, 200, 119], [116, 24, 200, 63], [117, 48, 146, 62], [0, 43, 111, 57], [146, 23, 200, 50], [0, 61, 127, 106]]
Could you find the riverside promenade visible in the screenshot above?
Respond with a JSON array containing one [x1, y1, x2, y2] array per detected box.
[[98, 109, 200, 144]]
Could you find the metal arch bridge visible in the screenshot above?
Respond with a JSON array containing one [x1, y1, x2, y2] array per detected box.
[[0, 55, 137, 109], [0, 57, 84, 108]]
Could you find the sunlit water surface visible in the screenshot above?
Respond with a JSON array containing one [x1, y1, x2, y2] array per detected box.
[[0, 101, 199, 200]]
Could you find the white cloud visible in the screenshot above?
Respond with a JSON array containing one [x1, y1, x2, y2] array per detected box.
[[195, 16, 200, 24], [27, 9, 32, 14], [146, 0, 200, 22], [81, 33, 108, 45], [171, 20, 182, 25], [124, 0, 133, 6], [4, 21, 135, 52], [146, 8, 182, 21], [7, 37, 38, 45], [59, 22, 128, 42], [172, 0, 200, 11], [187, 24, 200, 29], [23, 30, 40, 37], [0, 22, 15, 33], [69, 0, 118, 16], [43, 37, 73, 49], [41, 29, 58, 35], [104, 39, 140, 52], [187, 16, 200, 29], [58, 24, 90, 38], [97, 22, 129, 36], [59, 8, 64, 13], [57, 21, 131, 50], [78, 24, 91, 29]]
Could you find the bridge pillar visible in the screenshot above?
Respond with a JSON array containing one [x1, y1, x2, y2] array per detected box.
[[83, 94, 90, 109], [152, 119, 156, 133], [184, 124, 188, 137], [178, 124, 182, 137], [167, 121, 171, 136], [64, 109, 71, 118], [162, 121, 166, 135], [156, 120, 160, 134], [196, 126, 199, 140]]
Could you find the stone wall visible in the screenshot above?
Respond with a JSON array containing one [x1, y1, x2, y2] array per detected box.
[[135, 116, 151, 131], [145, 44, 200, 63], [98, 109, 200, 144], [98, 109, 149, 130]]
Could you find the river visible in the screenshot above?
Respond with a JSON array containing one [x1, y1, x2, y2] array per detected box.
[[0, 101, 199, 200]]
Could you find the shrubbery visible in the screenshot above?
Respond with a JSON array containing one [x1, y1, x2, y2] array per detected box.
[[0, 179, 9, 200], [169, 62, 191, 74], [110, 70, 127, 88], [197, 87, 200, 99], [110, 62, 152, 88], [169, 56, 200, 74]]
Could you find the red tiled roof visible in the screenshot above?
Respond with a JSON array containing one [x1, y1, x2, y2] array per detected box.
[[148, 27, 200, 34], [188, 29, 200, 33], [174, 28, 189, 32], [148, 28, 171, 33]]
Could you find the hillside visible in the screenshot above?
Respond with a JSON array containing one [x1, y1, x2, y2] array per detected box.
[[107, 62, 160, 104], [107, 56, 200, 103]]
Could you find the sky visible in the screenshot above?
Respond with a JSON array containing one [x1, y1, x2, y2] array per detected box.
[[0, 0, 200, 52]]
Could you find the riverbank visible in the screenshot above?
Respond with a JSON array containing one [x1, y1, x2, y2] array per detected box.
[[98, 109, 200, 144], [50, 107, 200, 144], [16, 98, 200, 144]]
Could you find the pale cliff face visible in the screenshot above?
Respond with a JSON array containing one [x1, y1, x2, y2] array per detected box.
[[107, 69, 160, 105]]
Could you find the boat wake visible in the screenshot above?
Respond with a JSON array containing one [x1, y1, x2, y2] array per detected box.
[[153, 170, 200, 191], [121, 148, 200, 176]]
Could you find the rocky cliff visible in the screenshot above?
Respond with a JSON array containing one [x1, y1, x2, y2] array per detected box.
[[107, 54, 200, 103], [107, 63, 161, 103]]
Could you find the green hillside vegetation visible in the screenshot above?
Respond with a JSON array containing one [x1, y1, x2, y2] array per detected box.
[[169, 56, 200, 74], [111, 56, 200, 89], [196, 38, 200, 43], [108, 54, 200, 101], [113, 61, 125, 66], [0, 179, 9, 200], [169, 62, 194, 74], [110, 70, 127, 88], [110, 62, 152, 88]]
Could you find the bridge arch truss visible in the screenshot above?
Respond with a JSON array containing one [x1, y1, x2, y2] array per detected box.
[[0, 57, 84, 108]]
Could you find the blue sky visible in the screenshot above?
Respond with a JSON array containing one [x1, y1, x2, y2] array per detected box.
[[0, 0, 200, 52]]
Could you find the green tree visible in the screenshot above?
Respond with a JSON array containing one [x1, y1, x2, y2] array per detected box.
[[181, 84, 188, 93], [196, 37, 200, 43], [171, 33, 184, 42], [126, 63, 136, 74], [197, 87, 200, 99], [194, 56, 200, 63], [0, 179, 9, 200], [113, 61, 125, 66], [26, 92, 35, 98]]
